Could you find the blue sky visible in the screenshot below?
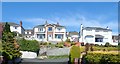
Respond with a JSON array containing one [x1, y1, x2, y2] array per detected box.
[[2, 2, 118, 35]]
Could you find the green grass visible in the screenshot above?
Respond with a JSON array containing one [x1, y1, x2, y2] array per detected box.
[[48, 55, 69, 59]]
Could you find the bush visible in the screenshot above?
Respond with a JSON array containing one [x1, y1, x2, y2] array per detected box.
[[71, 42, 75, 46], [65, 39, 71, 42], [69, 45, 81, 64], [84, 52, 120, 64], [104, 42, 111, 47], [18, 38, 40, 54]]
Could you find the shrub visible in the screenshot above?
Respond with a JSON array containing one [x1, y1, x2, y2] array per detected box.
[[84, 52, 120, 64], [104, 42, 111, 47], [18, 38, 40, 55], [65, 39, 71, 42], [69, 45, 81, 64]]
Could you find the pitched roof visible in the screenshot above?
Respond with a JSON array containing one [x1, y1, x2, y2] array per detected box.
[[34, 24, 65, 28], [68, 31, 79, 37], [34, 24, 45, 28], [83, 27, 112, 31], [25, 29, 33, 31], [2, 22, 19, 26]]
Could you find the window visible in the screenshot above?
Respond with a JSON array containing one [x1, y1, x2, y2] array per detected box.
[[27, 32, 29, 34], [48, 27, 52, 31], [55, 34, 63, 39], [103, 30, 108, 32], [57, 28, 61, 31], [95, 30, 100, 32], [37, 34, 45, 39], [14, 26, 17, 29], [87, 29, 92, 31], [38, 28, 43, 32], [95, 38, 103, 42]]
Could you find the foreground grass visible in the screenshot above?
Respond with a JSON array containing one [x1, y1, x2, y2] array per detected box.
[[88, 51, 119, 55]]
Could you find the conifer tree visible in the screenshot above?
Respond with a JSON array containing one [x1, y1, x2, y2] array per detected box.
[[2, 22, 21, 63]]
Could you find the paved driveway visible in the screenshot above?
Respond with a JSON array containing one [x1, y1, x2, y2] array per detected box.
[[20, 58, 69, 64]]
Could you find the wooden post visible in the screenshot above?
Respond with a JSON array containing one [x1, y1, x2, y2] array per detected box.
[[74, 58, 79, 64]]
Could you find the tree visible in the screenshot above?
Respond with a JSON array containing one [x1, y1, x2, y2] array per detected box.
[[2, 22, 22, 64]]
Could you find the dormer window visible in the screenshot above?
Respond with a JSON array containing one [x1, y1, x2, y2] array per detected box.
[[57, 28, 61, 31], [38, 28, 43, 32], [48, 27, 52, 31]]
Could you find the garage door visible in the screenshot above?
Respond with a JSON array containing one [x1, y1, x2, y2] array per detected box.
[[85, 36, 94, 43]]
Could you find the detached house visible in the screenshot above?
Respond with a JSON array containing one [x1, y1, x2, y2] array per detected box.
[[67, 31, 79, 42], [24, 29, 34, 39], [2, 21, 25, 36], [79, 24, 112, 45], [34, 21, 66, 42]]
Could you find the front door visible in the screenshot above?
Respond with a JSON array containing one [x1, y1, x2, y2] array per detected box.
[[48, 34, 52, 41]]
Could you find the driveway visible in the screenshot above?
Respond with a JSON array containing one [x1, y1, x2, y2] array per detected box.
[[20, 58, 69, 64]]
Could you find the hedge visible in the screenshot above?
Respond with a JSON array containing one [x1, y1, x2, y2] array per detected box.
[[84, 51, 120, 64], [17, 38, 40, 55]]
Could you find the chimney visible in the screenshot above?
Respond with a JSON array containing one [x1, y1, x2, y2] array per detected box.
[[20, 21, 22, 27], [45, 21, 48, 25], [57, 22, 59, 25], [80, 24, 83, 31]]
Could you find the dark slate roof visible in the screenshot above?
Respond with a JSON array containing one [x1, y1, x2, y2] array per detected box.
[[25, 29, 33, 32], [34, 24, 45, 28], [2, 22, 19, 26], [83, 27, 112, 31], [68, 31, 79, 37]]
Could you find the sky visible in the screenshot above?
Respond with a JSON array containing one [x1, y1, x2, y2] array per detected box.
[[1, 2, 118, 35]]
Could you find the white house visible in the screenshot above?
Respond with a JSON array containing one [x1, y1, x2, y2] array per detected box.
[[67, 31, 79, 42], [24, 29, 34, 40], [33, 21, 66, 42], [79, 24, 112, 45], [2, 21, 25, 36]]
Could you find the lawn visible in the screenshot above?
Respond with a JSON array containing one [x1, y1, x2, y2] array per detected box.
[[48, 55, 69, 59]]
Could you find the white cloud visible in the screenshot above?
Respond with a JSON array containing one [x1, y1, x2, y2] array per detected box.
[[22, 14, 118, 34]]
